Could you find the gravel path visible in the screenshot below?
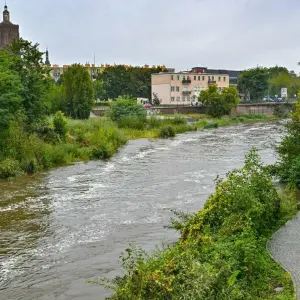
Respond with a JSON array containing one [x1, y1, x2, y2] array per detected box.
[[268, 213, 300, 299]]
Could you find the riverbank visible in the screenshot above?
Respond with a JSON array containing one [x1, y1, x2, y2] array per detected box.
[[0, 114, 275, 179], [103, 150, 297, 300]]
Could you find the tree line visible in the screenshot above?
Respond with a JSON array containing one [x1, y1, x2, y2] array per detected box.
[[238, 66, 300, 102]]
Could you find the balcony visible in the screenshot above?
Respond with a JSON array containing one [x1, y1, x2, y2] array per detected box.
[[208, 80, 216, 85], [182, 77, 191, 84], [182, 90, 191, 95]]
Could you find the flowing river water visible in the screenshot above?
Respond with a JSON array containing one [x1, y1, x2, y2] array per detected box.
[[0, 122, 284, 300]]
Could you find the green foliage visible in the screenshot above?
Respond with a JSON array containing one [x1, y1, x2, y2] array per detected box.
[[109, 99, 146, 123], [0, 51, 23, 130], [62, 64, 94, 119], [0, 158, 22, 179], [53, 111, 68, 139], [199, 85, 240, 118], [8, 38, 51, 126], [104, 150, 294, 300], [276, 99, 300, 188], [98, 65, 166, 100], [159, 126, 175, 138], [238, 67, 269, 102], [204, 122, 219, 129], [93, 80, 106, 101]]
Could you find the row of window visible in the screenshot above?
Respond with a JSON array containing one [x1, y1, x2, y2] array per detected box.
[[171, 86, 180, 92], [171, 75, 227, 82], [171, 96, 192, 102]]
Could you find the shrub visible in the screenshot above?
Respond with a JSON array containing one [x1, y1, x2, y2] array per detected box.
[[204, 122, 218, 129], [0, 158, 22, 178], [103, 150, 292, 300], [53, 111, 68, 139], [170, 115, 187, 125], [159, 126, 176, 138], [117, 115, 145, 130], [109, 99, 146, 123], [200, 85, 240, 118]]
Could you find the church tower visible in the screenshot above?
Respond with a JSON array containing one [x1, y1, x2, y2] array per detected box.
[[45, 48, 51, 65], [0, 4, 19, 47]]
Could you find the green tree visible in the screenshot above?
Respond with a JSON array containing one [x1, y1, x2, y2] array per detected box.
[[53, 111, 68, 140], [269, 73, 300, 99], [199, 85, 239, 118], [8, 38, 51, 125], [238, 67, 269, 102], [93, 80, 105, 102], [0, 51, 22, 131], [109, 99, 146, 122], [277, 97, 300, 188], [98, 65, 166, 100], [62, 64, 94, 119]]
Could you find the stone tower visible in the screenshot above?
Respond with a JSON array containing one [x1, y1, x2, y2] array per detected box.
[[0, 4, 19, 47]]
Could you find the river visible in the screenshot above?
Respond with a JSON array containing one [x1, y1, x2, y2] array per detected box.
[[0, 122, 284, 300]]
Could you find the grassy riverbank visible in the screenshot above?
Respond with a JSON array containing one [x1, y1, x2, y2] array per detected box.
[[101, 150, 296, 300], [0, 114, 274, 179]]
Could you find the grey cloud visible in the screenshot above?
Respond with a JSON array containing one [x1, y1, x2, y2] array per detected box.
[[7, 0, 300, 71]]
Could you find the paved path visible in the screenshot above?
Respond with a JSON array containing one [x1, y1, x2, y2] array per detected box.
[[268, 213, 300, 299]]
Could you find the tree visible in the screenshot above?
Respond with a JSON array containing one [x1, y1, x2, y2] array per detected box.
[[8, 38, 51, 125], [93, 80, 105, 102], [109, 99, 146, 122], [238, 67, 269, 102], [0, 50, 22, 130], [62, 64, 94, 119], [269, 73, 300, 99], [97, 65, 166, 100], [199, 85, 239, 118]]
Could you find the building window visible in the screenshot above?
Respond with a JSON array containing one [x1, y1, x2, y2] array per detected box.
[[198, 76, 200, 81], [183, 76, 186, 80], [171, 75, 174, 80], [171, 97, 175, 102], [171, 86, 175, 92], [202, 76, 205, 81], [194, 76, 196, 80], [208, 76, 211, 80], [223, 77, 226, 81], [176, 96, 180, 102], [176, 86, 180, 92], [212, 76, 214, 81], [218, 76, 221, 81], [187, 96, 191, 102], [177, 75, 180, 80], [182, 96, 186, 102]]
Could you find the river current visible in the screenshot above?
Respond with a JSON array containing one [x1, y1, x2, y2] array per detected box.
[[0, 122, 284, 300]]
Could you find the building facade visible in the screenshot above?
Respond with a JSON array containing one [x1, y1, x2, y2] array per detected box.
[[0, 5, 19, 47], [152, 68, 230, 105]]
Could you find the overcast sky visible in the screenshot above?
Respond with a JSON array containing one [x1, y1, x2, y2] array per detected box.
[[6, 0, 300, 72]]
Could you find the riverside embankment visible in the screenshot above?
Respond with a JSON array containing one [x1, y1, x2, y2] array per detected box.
[[0, 122, 285, 300]]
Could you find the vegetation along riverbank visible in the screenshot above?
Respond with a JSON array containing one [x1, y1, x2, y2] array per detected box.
[[91, 99, 300, 299]]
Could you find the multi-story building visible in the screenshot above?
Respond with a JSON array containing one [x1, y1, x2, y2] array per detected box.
[[152, 67, 230, 105], [0, 4, 19, 47]]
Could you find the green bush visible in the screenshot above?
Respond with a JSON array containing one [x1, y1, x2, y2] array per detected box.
[[53, 111, 68, 139], [204, 122, 219, 129], [0, 158, 22, 178], [159, 126, 176, 138], [117, 115, 146, 130], [103, 150, 293, 300], [170, 115, 187, 125], [109, 99, 146, 123]]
